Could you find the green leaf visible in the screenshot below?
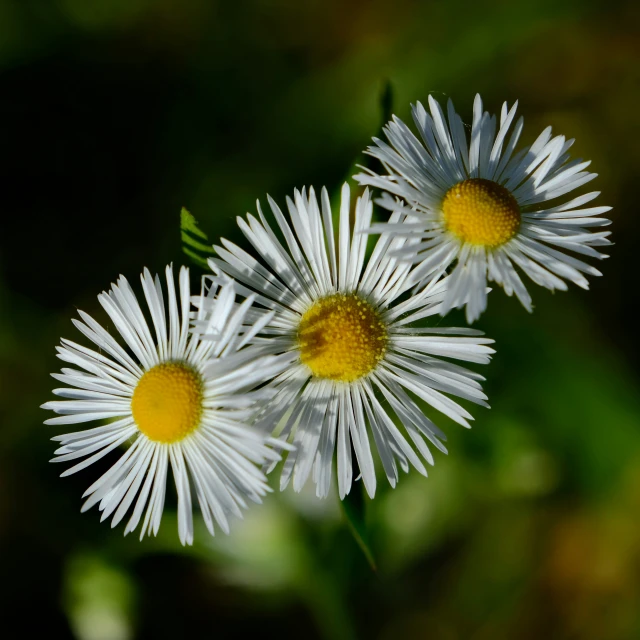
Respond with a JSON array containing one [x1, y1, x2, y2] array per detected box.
[[379, 78, 393, 125], [353, 79, 394, 174], [332, 78, 394, 213], [180, 207, 214, 270], [373, 79, 393, 148], [340, 483, 377, 571]]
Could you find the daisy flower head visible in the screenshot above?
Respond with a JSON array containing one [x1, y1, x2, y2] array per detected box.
[[204, 183, 495, 500], [42, 266, 287, 545], [355, 94, 612, 322]]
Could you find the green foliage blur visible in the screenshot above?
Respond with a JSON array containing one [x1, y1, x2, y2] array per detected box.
[[1, 0, 639, 638]]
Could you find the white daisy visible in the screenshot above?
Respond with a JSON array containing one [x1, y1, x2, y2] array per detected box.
[[355, 94, 612, 322], [42, 265, 288, 545], [202, 183, 495, 500]]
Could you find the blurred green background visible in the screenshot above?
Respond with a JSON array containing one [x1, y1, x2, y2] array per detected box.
[[1, 0, 639, 638]]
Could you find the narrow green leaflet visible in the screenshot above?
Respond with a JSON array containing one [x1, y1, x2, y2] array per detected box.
[[350, 80, 393, 180], [340, 483, 377, 571], [331, 79, 394, 214], [366, 78, 394, 168], [180, 207, 215, 269]]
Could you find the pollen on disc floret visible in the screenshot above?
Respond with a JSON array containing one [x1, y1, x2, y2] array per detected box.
[[442, 178, 521, 248], [297, 293, 388, 383], [131, 362, 203, 444]]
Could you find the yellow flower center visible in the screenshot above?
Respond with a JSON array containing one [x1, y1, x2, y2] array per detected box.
[[442, 178, 521, 247], [131, 362, 203, 444], [297, 293, 388, 382]]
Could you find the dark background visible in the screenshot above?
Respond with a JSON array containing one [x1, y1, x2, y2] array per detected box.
[[1, 1, 639, 638]]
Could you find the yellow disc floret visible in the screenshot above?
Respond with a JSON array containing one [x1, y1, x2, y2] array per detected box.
[[131, 362, 203, 444], [442, 178, 521, 247], [297, 293, 388, 383]]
